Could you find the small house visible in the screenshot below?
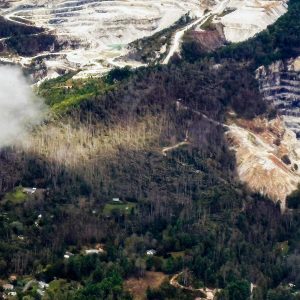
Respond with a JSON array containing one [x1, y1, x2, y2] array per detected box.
[[64, 251, 74, 259], [38, 281, 49, 289], [112, 198, 121, 203], [2, 283, 14, 290], [23, 187, 37, 194], [288, 283, 296, 288], [146, 249, 156, 256], [85, 248, 104, 255]]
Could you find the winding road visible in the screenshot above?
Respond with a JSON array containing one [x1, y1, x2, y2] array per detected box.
[[162, 0, 229, 64], [170, 272, 219, 300]]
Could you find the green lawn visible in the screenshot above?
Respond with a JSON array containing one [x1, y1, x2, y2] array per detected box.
[[169, 251, 185, 258], [103, 201, 137, 216], [38, 73, 115, 113], [4, 187, 28, 205]]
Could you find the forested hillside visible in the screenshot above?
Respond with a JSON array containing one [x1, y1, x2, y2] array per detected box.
[[0, 0, 300, 299]]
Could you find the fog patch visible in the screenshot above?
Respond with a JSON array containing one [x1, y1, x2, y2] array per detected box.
[[0, 66, 46, 148]]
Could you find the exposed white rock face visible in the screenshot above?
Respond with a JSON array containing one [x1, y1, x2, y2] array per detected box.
[[226, 57, 300, 210], [257, 57, 300, 138], [0, 0, 206, 80], [8, 0, 202, 44], [227, 117, 300, 210], [0, 0, 288, 81], [220, 0, 287, 43]]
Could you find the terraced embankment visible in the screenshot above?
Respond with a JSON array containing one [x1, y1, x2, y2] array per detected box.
[[257, 57, 300, 137], [0, 0, 288, 81], [0, 0, 204, 79]]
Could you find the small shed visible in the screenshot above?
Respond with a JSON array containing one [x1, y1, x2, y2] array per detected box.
[[85, 249, 104, 255]]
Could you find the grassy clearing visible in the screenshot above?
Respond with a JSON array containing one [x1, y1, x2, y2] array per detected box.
[[275, 241, 289, 255], [3, 187, 27, 205], [169, 251, 185, 258], [124, 271, 167, 300], [103, 201, 137, 216], [51, 92, 95, 112], [38, 73, 115, 113]]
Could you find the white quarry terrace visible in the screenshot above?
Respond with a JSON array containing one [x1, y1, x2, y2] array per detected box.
[[0, 0, 288, 80], [220, 0, 288, 43]]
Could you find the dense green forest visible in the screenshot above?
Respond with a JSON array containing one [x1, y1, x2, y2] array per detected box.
[[0, 0, 300, 299]]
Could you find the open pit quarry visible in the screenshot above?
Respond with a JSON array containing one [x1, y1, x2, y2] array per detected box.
[[0, 0, 294, 209], [0, 0, 205, 80], [0, 0, 288, 81], [225, 56, 300, 210]]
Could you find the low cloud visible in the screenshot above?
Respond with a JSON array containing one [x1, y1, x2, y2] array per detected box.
[[0, 66, 46, 148]]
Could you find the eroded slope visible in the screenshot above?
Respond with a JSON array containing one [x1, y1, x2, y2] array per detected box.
[[227, 116, 300, 210]]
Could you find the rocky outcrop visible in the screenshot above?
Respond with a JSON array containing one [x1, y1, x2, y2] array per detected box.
[[257, 57, 300, 138], [227, 117, 300, 210], [227, 57, 300, 210], [187, 24, 226, 53]]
